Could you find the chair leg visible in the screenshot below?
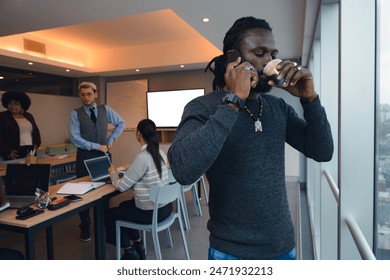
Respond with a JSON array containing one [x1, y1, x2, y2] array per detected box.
[[191, 184, 202, 216], [199, 176, 209, 205], [180, 189, 191, 230], [165, 228, 173, 248], [177, 214, 190, 260], [152, 230, 162, 260], [115, 223, 121, 260]]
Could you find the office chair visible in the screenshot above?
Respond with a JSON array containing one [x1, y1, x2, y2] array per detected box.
[[198, 175, 208, 204], [180, 175, 208, 230], [168, 169, 208, 230], [115, 182, 190, 260]]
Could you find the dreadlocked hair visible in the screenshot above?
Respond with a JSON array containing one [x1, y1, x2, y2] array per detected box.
[[137, 119, 163, 179], [205, 16, 273, 90]]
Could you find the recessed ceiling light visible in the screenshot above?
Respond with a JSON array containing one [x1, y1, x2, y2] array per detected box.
[[0, 76, 4, 80], [28, 62, 33, 65], [135, 69, 140, 72], [65, 69, 70, 72], [202, 18, 210, 23], [180, 65, 185, 68]]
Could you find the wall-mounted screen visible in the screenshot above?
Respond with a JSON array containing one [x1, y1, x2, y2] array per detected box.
[[147, 88, 204, 128]]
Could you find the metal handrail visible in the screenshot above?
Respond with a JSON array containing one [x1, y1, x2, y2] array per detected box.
[[321, 169, 375, 259], [345, 216, 376, 260], [322, 169, 339, 203]]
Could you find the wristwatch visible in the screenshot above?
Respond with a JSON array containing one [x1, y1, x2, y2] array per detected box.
[[222, 91, 245, 109]]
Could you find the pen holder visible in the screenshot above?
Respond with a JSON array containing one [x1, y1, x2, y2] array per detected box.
[[25, 155, 37, 164]]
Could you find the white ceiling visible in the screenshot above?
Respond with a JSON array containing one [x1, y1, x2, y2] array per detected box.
[[0, 0, 319, 78]]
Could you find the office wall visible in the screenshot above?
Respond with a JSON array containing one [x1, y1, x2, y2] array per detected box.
[[0, 91, 80, 146], [106, 79, 148, 129]]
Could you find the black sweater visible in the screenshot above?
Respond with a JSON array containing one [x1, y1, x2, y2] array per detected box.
[[168, 90, 333, 259]]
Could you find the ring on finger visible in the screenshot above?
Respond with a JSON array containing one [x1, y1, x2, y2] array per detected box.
[[244, 65, 255, 71]]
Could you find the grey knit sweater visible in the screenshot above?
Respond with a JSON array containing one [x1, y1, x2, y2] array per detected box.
[[168, 89, 333, 259]]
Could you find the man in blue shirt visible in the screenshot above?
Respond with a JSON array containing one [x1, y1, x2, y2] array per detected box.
[[69, 81, 125, 241]]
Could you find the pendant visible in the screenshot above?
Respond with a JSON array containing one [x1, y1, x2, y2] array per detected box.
[[254, 118, 262, 132]]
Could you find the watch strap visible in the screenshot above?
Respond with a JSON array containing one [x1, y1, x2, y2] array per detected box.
[[222, 91, 245, 109]]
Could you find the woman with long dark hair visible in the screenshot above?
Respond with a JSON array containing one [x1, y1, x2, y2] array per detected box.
[[105, 119, 171, 260]]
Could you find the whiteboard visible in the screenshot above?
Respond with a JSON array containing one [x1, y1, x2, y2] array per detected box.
[[106, 79, 148, 129]]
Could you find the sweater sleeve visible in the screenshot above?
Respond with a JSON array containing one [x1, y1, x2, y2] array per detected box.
[[110, 153, 147, 192], [0, 112, 12, 157], [168, 97, 238, 185], [285, 96, 334, 162]]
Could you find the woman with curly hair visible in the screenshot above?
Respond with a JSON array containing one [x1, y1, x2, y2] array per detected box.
[[0, 91, 41, 160]]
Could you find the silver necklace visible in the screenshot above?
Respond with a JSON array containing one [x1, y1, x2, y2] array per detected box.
[[243, 96, 263, 133]]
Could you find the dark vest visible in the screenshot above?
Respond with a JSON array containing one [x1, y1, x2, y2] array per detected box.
[[76, 105, 108, 145]]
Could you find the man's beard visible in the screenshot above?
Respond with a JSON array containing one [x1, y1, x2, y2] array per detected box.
[[253, 74, 272, 93]]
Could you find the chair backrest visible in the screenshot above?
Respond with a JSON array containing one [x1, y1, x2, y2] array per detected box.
[[149, 182, 183, 229], [168, 169, 176, 184], [149, 182, 181, 206]]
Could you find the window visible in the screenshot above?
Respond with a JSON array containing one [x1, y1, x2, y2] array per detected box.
[[376, 0, 390, 260]]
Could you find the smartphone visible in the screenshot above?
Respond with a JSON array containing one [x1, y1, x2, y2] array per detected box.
[[63, 195, 83, 202], [227, 49, 246, 64]]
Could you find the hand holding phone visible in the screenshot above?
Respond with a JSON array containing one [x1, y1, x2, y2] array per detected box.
[[225, 49, 258, 97]]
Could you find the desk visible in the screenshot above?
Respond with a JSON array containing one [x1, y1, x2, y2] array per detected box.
[[0, 152, 76, 177], [0, 176, 119, 259]]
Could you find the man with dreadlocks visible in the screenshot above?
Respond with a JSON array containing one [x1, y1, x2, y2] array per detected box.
[[168, 16, 333, 260]]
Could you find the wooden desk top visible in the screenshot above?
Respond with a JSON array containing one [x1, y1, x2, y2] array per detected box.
[[0, 176, 117, 228], [36, 152, 76, 166], [0, 152, 76, 177]]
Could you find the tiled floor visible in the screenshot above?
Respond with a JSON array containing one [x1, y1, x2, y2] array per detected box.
[[0, 180, 311, 260]]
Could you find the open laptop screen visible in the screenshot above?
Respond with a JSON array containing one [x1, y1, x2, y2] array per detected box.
[[4, 164, 51, 195], [84, 155, 111, 182]]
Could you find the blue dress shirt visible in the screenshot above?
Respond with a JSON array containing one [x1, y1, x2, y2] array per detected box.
[[69, 103, 125, 151]]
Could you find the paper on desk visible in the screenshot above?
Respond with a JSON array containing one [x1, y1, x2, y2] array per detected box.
[[57, 182, 105, 195]]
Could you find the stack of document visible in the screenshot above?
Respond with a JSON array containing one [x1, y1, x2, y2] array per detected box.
[[57, 182, 105, 195]]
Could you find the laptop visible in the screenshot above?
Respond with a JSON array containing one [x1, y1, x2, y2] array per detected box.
[[83, 155, 112, 187], [0, 180, 10, 211], [4, 164, 51, 208]]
